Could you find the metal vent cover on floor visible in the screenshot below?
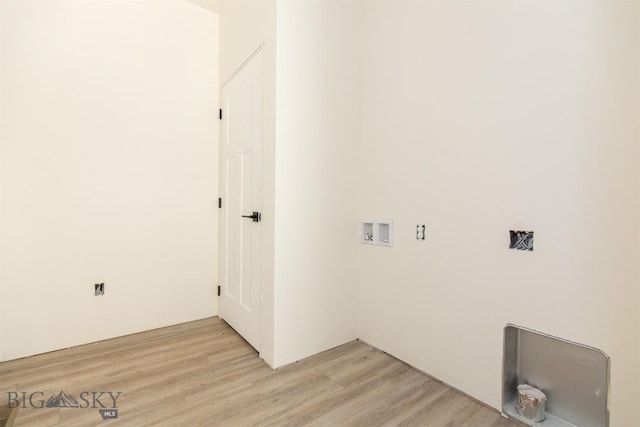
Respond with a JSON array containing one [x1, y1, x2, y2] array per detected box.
[[502, 324, 610, 427]]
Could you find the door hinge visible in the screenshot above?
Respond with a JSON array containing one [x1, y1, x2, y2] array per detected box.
[[218, 198, 222, 208], [219, 109, 222, 120], [217, 285, 221, 296]]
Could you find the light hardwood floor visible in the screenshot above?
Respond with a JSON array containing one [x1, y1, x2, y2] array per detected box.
[[0, 317, 517, 426]]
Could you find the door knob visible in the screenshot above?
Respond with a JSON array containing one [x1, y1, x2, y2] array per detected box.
[[241, 211, 262, 222]]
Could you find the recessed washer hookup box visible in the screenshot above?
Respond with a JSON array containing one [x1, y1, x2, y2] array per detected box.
[[502, 325, 609, 427]]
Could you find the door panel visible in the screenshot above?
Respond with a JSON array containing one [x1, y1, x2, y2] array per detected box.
[[219, 50, 263, 351], [240, 151, 253, 310]]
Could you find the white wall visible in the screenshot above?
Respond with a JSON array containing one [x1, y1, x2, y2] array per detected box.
[[186, 0, 222, 14], [272, 0, 361, 367], [638, 3, 640, 420], [218, 0, 278, 366], [0, 0, 5, 360], [357, 1, 640, 424], [0, 0, 219, 361]]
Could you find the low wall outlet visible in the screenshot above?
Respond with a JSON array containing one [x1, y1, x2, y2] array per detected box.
[[94, 283, 104, 296], [416, 225, 426, 240]]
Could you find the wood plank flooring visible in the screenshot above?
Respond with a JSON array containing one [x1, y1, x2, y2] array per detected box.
[[0, 317, 517, 426]]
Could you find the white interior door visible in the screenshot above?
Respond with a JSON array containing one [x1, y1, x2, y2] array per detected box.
[[219, 50, 263, 351]]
